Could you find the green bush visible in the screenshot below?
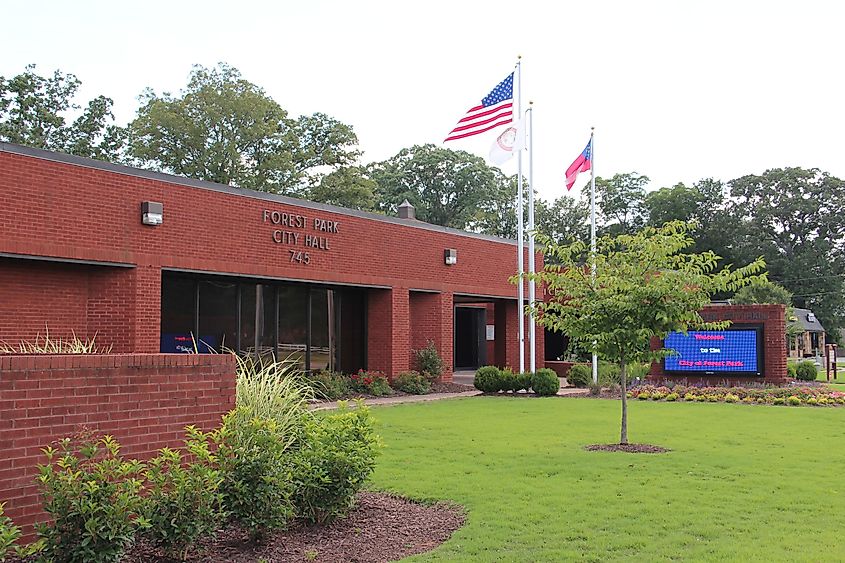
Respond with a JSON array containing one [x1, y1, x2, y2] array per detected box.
[[414, 340, 444, 381], [787, 395, 802, 406], [36, 433, 146, 563], [531, 368, 560, 396], [794, 361, 818, 381], [499, 369, 519, 392], [306, 370, 350, 400], [288, 403, 382, 524], [516, 372, 533, 392], [142, 426, 224, 561], [666, 392, 679, 401], [786, 362, 797, 379], [215, 408, 295, 540], [566, 364, 592, 388], [349, 370, 393, 396], [0, 502, 26, 561], [597, 361, 645, 386], [474, 366, 502, 393], [393, 370, 431, 394], [638, 392, 651, 400]]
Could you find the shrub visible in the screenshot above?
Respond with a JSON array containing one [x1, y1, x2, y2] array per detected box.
[[235, 354, 313, 450], [773, 397, 785, 405], [36, 433, 146, 563], [531, 369, 560, 396], [393, 370, 431, 394], [724, 394, 739, 403], [499, 369, 519, 392], [795, 361, 818, 382], [666, 392, 679, 402], [588, 382, 602, 396], [516, 371, 533, 392], [142, 426, 224, 561], [215, 409, 295, 540], [288, 403, 382, 524], [787, 363, 797, 379], [349, 370, 392, 396], [414, 340, 444, 381], [683, 393, 695, 401], [0, 502, 40, 560], [566, 364, 592, 388], [806, 397, 818, 406], [638, 392, 651, 400], [306, 370, 350, 400], [474, 366, 502, 393]]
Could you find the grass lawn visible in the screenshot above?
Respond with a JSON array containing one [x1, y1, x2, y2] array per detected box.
[[369, 397, 845, 562]]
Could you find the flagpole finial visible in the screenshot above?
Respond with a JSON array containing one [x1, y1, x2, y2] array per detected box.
[[518, 54, 522, 59], [529, 100, 534, 105]]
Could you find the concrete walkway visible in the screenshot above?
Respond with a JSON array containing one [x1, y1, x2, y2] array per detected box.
[[311, 386, 588, 410]]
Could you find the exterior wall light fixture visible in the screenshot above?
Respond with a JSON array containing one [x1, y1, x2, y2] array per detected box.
[[141, 201, 163, 226], [445, 248, 457, 265]]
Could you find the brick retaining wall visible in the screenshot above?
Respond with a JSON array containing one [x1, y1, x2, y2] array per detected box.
[[0, 353, 235, 538]]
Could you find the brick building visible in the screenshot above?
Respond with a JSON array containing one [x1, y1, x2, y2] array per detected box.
[[0, 143, 543, 379]]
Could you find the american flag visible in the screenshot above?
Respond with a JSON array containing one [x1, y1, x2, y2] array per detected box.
[[444, 72, 514, 142]]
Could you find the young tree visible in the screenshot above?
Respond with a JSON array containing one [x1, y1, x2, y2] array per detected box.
[[525, 222, 765, 445]]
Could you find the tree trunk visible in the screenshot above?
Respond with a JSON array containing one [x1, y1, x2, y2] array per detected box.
[[620, 358, 628, 445]]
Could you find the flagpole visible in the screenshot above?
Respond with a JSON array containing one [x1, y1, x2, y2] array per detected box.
[[590, 126, 598, 384], [527, 101, 536, 373], [516, 56, 525, 374]]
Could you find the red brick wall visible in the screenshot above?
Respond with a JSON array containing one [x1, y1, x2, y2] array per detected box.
[[409, 292, 454, 381], [0, 147, 544, 377], [0, 261, 91, 346], [649, 304, 788, 385], [0, 353, 235, 537]]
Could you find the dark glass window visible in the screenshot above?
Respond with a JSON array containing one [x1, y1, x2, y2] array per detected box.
[[160, 276, 196, 353], [310, 289, 334, 372], [240, 284, 276, 362], [338, 288, 366, 374], [198, 280, 237, 352], [278, 285, 308, 370]]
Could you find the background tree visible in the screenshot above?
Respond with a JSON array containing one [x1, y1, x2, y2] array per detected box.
[[128, 63, 360, 196], [643, 178, 734, 259], [0, 64, 125, 160], [369, 144, 495, 229], [525, 222, 764, 445], [308, 166, 377, 210], [727, 167, 845, 341], [472, 169, 520, 238], [732, 279, 803, 343], [534, 195, 589, 249], [583, 172, 649, 235]]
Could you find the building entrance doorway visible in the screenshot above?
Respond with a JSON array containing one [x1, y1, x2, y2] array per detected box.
[[454, 306, 486, 370]]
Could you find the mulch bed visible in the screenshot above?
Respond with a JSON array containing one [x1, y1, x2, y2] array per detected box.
[[123, 491, 465, 562], [430, 381, 474, 394], [585, 443, 670, 454]]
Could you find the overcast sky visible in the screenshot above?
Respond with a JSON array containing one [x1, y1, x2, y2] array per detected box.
[[4, 0, 843, 204]]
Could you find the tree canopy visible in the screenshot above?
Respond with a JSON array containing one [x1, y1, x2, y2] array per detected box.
[[0, 65, 125, 160], [369, 144, 496, 230], [128, 63, 360, 197], [525, 222, 765, 444]]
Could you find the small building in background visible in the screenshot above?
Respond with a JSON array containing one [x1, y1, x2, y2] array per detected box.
[[788, 308, 826, 358]]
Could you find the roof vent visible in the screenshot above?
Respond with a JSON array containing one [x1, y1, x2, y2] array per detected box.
[[398, 199, 415, 220]]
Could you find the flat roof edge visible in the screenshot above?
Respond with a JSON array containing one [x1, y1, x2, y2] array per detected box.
[[0, 142, 518, 247]]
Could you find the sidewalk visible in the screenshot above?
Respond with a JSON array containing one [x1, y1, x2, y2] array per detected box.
[[311, 386, 588, 410]]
